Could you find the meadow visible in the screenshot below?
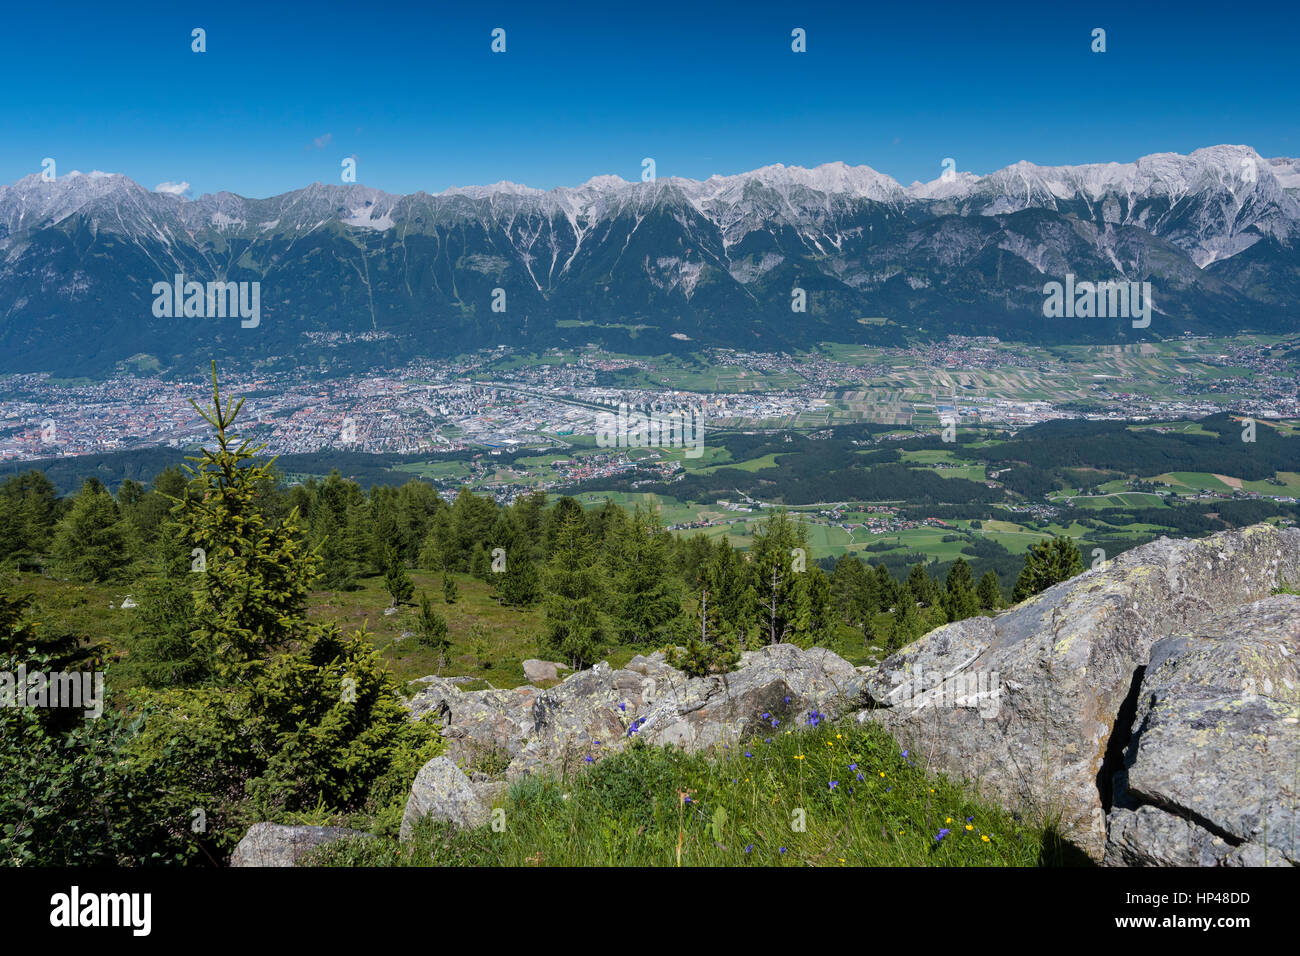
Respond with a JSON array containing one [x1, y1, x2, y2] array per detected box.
[[307, 719, 1059, 867]]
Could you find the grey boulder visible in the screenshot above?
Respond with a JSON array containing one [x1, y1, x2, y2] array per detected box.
[[522, 659, 568, 683], [1105, 594, 1299, 867], [855, 524, 1300, 862], [399, 756, 492, 842], [407, 644, 860, 779], [229, 823, 372, 867]]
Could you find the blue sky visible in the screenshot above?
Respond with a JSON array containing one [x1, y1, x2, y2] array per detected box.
[[2, 0, 1296, 198]]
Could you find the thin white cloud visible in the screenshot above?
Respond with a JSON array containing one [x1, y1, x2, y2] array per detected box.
[[312, 133, 334, 149], [155, 181, 190, 195]]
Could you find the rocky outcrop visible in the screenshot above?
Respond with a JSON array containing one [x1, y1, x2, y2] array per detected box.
[[1104, 595, 1299, 867], [400, 524, 1297, 865], [407, 643, 860, 779], [854, 524, 1300, 862], [230, 823, 372, 867], [399, 756, 493, 842]]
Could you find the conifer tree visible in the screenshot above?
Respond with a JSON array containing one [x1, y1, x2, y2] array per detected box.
[[668, 583, 741, 677], [495, 541, 541, 608], [753, 509, 800, 644], [943, 557, 980, 621], [541, 511, 608, 669], [416, 592, 451, 672], [383, 545, 415, 607], [887, 587, 926, 652], [906, 563, 940, 608], [50, 479, 136, 583], [977, 570, 1004, 610], [611, 507, 683, 645], [0, 471, 59, 567], [125, 519, 205, 687], [1013, 536, 1084, 602], [174, 362, 320, 676]]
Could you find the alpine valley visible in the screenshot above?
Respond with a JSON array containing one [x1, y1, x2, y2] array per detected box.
[[2, 144, 1298, 377]]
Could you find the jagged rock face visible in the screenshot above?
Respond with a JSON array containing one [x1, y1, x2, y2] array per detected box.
[[406, 644, 860, 779], [855, 524, 1300, 862], [229, 823, 372, 867], [1105, 595, 1299, 867], [5, 147, 1300, 376]]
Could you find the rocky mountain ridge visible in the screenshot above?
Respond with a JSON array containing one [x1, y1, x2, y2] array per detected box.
[[4, 146, 1299, 375]]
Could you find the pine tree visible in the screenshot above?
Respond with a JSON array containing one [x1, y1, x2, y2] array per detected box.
[[449, 488, 498, 571], [873, 562, 897, 611], [173, 363, 320, 677], [1013, 536, 1084, 602], [943, 558, 980, 621], [701, 537, 756, 648], [371, 501, 402, 575], [383, 545, 415, 607], [469, 544, 491, 581], [418, 522, 446, 572], [313, 504, 358, 592], [977, 570, 1004, 611], [906, 563, 940, 608], [510, 491, 547, 561], [887, 590, 926, 652], [0, 471, 59, 567], [830, 554, 869, 625], [799, 565, 835, 646], [117, 367, 439, 853], [470, 622, 492, 669], [611, 507, 683, 645], [752, 509, 806, 644], [442, 571, 459, 604], [50, 479, 137, 583], [668, 584, 741, 677], [495, 541, 541, 608], [543, 496, 585, 557], [124, 519, 205, 687], [541, 511, 608, 669], [415, 592, 451, 672]]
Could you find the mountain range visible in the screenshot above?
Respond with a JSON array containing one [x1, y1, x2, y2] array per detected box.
[[2, 145, 1298, 376]]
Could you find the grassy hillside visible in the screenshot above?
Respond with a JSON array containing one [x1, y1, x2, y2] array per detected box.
[[15, 569, 668, 693]]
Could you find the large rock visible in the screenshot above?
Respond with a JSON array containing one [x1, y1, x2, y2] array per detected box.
[[399, 756, 492, 841], [1104, 595, 1299, 867], [632, 644, 859, 753], [229, 823, 372, 867], [407, 644, 860, 779], [855, 524, 1300, 861], [408, 681, 541, 772], [522, 659, 568, 683]]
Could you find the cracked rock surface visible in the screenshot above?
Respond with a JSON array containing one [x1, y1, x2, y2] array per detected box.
[[853, 524, 1299, 862], [1105, 595, 1299, 866]]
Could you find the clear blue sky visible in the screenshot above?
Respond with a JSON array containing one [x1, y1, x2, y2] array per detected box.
[[2, 0, 1296, 198]]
